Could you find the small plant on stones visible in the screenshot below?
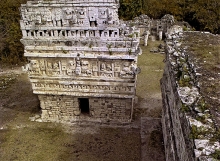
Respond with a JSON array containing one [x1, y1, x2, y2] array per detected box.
[[211, 150, 220, 160]]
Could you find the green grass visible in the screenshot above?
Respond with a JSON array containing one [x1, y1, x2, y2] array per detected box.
[[133, 41, 165, 119], [191, 44, 220, 70], [137, 41, 165, 99], [1, 123, 66, 161]]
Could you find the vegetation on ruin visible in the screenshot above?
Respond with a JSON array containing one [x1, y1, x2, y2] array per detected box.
[[181, 104, 190, 112], [174, 32, 220, 159], [211, 149, 220, 160], [190, 124, 220, 146], [190, 125, 215, 139], [182, 33, 220, 117]]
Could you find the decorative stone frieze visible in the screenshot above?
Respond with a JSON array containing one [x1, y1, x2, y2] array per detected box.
[[20, 0, 141, 123]]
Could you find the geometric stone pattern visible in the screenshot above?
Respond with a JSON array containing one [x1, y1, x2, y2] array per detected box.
[[39, 95, 132, 122], [20, 0, 141, 123]]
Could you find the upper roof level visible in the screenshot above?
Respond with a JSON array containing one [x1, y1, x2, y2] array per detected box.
[[20, 0, 120, 30], [20, 0, 141, 55]]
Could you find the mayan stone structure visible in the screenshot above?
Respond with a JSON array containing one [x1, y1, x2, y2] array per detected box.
[[131, 14, 175, 45], [20, 0, 141, 123]]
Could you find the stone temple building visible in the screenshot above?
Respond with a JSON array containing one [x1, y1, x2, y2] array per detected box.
[[20, 0, 141, 123]]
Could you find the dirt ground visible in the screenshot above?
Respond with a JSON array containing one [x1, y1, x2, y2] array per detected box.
[[0, 41, 165, 161]]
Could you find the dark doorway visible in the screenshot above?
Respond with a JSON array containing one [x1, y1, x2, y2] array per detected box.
[[78, 98, 90, 114]]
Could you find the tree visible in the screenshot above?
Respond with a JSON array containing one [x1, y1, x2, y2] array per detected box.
[[185, 0, 220, 33], [0, 0, 27, 64], [119, 0, 143, 20], [119, 0, 220, 34]]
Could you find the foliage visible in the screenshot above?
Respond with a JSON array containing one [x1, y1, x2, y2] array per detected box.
[[211, 150, 220, 160], [185, 0, 220, 33], [119, 0, 220, 34], [119, 0, 143, 20], [0, 0, 27, 64], [181, 104, 190, 112]]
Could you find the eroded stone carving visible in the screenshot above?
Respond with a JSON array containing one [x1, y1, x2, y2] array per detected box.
[[20, 0, 141, 123], [26, 58, 138, 79]]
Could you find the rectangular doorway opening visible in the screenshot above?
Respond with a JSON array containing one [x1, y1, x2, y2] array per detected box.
[[78, 98, 90, 114]]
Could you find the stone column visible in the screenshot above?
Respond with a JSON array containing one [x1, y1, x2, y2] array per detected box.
[[159, 30, 163, 41], [22, 30, 27, 37], [144, 31, 149, 46]]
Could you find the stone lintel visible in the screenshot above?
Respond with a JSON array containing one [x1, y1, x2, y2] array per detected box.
[[24, 53, 138, 59], [24, 0, 118, 6], [28, 76, 136, 83], [34, 91, 134, 98]]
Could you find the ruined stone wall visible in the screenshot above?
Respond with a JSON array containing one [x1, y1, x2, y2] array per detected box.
[[161, 60, 196, 161], [130, 14, 175, 42], [161, 29, 220, 161]]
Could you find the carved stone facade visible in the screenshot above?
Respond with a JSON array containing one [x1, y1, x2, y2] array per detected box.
[[20, 0, 141, 123]]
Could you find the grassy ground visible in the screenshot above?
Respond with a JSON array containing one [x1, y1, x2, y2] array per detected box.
[[135, 41, 165, 118], [1, 122, 140, 161], [137, 41, 165, 97], [0, 41, 165, 161], [135, 41, 165, 161]]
